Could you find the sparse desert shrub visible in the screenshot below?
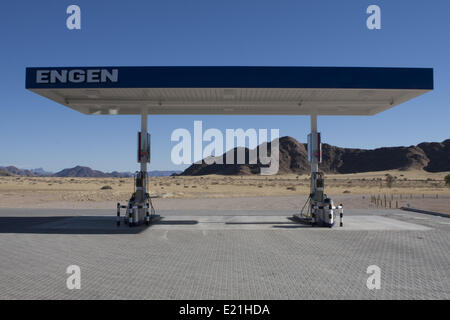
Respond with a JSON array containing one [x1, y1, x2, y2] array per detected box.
[[0, 170, 13, 176], [445, 174, 450, 186], [101, 185, 112, 190], [386, 174, 395, 188], [343, 190, 351, 193]]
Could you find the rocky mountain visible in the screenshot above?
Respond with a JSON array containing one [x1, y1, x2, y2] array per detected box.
[[2, 138, 447, 177], [54, 166, 110, 178], [53, 166, 181, 177], [30, 168, 53, 176], [0, 166, 36, 176], [147, 170, 183, 177], [0, 168, 14, 176], [181, 136, 450, 175], [54, 166, 181, 178], [417, 141, 450, 172], [0, 165, 181, 178]]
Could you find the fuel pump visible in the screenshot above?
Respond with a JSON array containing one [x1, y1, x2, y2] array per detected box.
[[294, 115, 343, 228], [116, 110, 157, 227]]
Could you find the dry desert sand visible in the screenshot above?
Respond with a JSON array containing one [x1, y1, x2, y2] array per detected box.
[[0, 170, 449, 214]]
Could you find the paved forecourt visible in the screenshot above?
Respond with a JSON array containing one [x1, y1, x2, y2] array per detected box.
[[0, 207, 449, 299]]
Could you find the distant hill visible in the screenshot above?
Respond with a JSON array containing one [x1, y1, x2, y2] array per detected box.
[[0, 165, 181, 178], [2, 137, 448, 177], [54, 166, 181, 177], [30, 168, 53, 176], [0, 168, 14, 176], [0, 166, 36, 176], [147, 170, 183, 177], [181, 136, 450, 176], [54, 166, 111, 178]]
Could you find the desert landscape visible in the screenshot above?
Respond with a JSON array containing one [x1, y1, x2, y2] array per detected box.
[[1, 137, 449, 213], [0, 169, 449, 214]]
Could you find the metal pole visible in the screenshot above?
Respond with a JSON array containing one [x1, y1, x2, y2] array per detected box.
[[310, 114, 318, 174], [140, 108, 148, 173], [309, 114, 318, 220], [310, 114, 317, 133], [140, 108, 149, 203]]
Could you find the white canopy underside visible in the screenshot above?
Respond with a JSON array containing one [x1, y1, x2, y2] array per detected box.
[[30, 87, 429, 116]]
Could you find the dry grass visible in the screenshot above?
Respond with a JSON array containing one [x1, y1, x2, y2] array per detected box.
[[0, 170, 449, 209]]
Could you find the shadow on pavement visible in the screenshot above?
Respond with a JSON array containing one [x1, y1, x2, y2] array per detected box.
[[0, 216, 197, 235]]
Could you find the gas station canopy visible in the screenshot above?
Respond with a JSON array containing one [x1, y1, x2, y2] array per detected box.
[[26, 66, 433, 115], [25, 65, 434, 227]]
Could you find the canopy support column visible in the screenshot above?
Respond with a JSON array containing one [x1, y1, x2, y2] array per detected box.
[[310, 114, 318, 174], [294, 114, 343, 228], [140, 108, 148, 190], [140, 109, 148, 172], [117, 107, 159, 227]]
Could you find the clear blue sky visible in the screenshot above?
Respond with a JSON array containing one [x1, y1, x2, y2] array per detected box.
[[0, 0, 448, 172]]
